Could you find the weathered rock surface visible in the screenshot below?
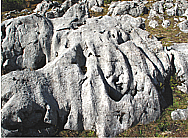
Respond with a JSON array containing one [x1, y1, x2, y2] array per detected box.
[[1, 70, 58, 136], [165, 43, 188, 93], [171, 108, 188, 120], [1, 9, 175, 136], [1, 2, 89, 74], [107, 1, 148, 17], [149, 20, 159, 28], [33, 0, 55, 15], [91, 5, 103, 12], [149, 0, 188, 17], [33, 0, 82, 18], [1, 14, 53, 73], [178, 20, 188, 33], [1, 1, 188, 137], [162, 20, 171, 28], [33, 0, 103, 17], [86, 0, 104, 9]]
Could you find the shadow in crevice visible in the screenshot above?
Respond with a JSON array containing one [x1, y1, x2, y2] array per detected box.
[[137, 46, 173, 109], [97, 65, 123, 101], [137, 47, 166, 76], [161, 54, 175, 108], [96, 45, 135, 101], [118, 49, 134, 95], [70, 44, 87, 75], [56, 106, 71, 135], [156, 36, 166, 41]]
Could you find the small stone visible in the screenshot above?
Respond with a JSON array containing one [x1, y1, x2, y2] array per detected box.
[[178, 20, 188, 33], [174, 18, 179, 22], [4, 13, 9, 16], [21, 9, 29, 13], [149, 20, 159, 28], [179, 17, 186, 22], [171, 108, 188, 120], [164, 3, 173, 9], [166, 8, 176, 16], [162, 20, 171, 28]]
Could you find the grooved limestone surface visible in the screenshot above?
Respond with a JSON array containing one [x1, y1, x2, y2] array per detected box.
[[1, 2, 187, 137]]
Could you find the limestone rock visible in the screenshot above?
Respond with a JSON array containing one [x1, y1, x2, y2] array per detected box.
[[107, 1, 148, 17], [149, 20, 159, 28], [162, 20, 171, 28], [165, 43, 188, 93], [179, 17, 186, 22], [9, 10, 17, 14], [149, 0, 188, 18], [33, 0, 76, 18], [62, 2, 89, 20], [91, 6, 104, 12], [182, 9, 188, 19], [21, 9, 29, 13], [1, 11, 175, 137], [86, 0, 104, 9], [171, 108, 188, 120], [33, 0, 54, 15], [148, 9, 159, 19], [152, 1, 164, 14], [1, 14, 53, 73], [166, 6, 177, 16], [1, 69, 59, 136], [147, 0, 188, 33], [45, 0, 74, 18], [1, 1, 89, 74], [178, 20, 188, 33], [2, 0, 188, 137], [164, 3, 174, 9]]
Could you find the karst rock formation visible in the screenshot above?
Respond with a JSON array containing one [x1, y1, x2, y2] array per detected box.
[[1, 0, 188, 137]]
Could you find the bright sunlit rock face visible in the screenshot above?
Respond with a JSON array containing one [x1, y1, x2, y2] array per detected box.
[[1, 0, 188, 137]]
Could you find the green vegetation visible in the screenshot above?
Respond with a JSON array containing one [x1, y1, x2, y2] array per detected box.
[[2, 0, 26, 12], [58, 129, 97, 137]]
